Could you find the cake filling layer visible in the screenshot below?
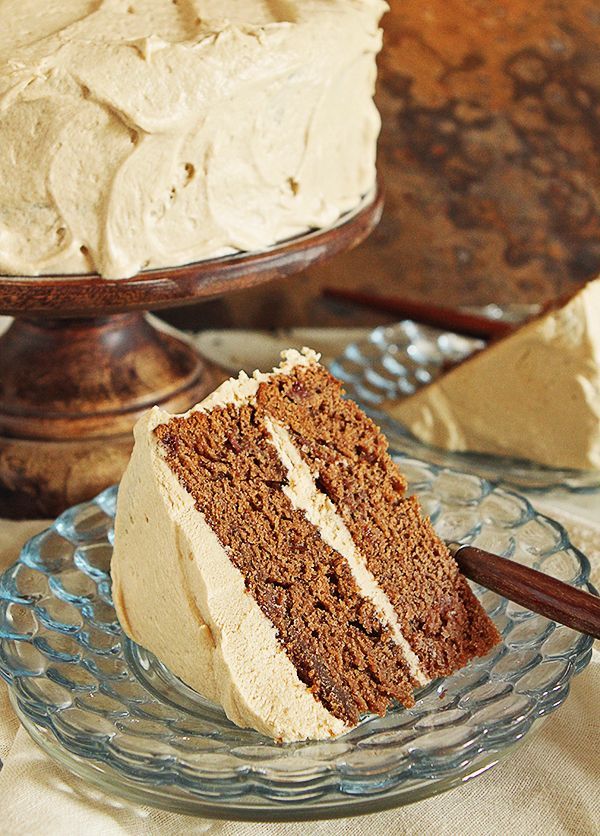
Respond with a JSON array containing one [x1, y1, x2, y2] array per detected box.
[[154, 402, 417, 726], [256, 364, 500, 679], [264, 415, 427, 687]]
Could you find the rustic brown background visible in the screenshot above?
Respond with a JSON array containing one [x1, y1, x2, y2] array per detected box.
[[165, 0, 600, 332]]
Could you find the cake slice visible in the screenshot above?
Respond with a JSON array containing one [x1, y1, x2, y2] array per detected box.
[[387, 278, 600, 470], [111, 349, 500, 742]]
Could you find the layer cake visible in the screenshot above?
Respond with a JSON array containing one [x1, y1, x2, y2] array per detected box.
[[111, 349, 499, 741], [0, 0, 386, 279]]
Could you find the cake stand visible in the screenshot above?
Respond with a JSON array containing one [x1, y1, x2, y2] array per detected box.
[[0, 189, 383, 519]]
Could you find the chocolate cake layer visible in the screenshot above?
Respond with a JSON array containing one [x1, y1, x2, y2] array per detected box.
[[155, 403, 416, 726], [256, 364, 501, 680]]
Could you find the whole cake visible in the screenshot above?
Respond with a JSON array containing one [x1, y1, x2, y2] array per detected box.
[[388, 278, 600, 470], [0, 0, 386, 280], [111, 349, 500, 742]]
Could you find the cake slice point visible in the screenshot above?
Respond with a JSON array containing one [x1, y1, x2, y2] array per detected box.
[[111, 349, 500, 742]]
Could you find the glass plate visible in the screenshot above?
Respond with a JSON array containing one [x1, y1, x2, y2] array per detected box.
[[0, 465, 594, 821], [329, 322, 600, 493]]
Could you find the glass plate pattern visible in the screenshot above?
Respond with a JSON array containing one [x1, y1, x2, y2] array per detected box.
[[330, 322, 600, 493], [0, 465, 594, 821]]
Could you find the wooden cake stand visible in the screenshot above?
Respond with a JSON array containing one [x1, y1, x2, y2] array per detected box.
[[0, 189, 383, 518]]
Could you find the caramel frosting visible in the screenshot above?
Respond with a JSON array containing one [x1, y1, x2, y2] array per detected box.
[[388, 279, 600, 470], [0, 0, 386, 279]]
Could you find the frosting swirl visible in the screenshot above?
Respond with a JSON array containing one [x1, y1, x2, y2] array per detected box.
[[0, 0, 386, 279]]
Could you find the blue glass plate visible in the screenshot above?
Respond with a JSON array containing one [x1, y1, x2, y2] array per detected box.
[[330, 322, 600, 493], [0, 462, 594, 821]]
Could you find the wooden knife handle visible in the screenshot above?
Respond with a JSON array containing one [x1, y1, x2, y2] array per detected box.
[[451, 543, 600, 639], [323, 288, 516, 341]]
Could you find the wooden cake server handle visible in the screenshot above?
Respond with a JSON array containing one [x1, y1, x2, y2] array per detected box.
[[322, 288, 516, 340], [449, 544, 600, 640]]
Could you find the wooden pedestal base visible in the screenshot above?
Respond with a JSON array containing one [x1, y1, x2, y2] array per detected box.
[[0, 314, 213, 518]]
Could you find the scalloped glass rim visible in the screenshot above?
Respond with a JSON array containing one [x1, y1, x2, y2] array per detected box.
[[0, 467, 595, 821], [329, 322, 600, 494], [7, 702, 528, 821]]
